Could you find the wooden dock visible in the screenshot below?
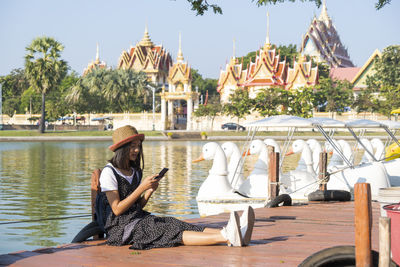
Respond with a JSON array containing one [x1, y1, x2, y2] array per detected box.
[[0, 201, 382, 266]]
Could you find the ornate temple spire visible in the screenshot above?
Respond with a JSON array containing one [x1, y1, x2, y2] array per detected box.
[[176, 32, 184, 62], [263, 11, 272, 51], [265, 12, 271, 46], [233, 38, 236, 58], [95, 43, 100, 64], [319, 0, 331, 25], [139, 24, 154, 47]]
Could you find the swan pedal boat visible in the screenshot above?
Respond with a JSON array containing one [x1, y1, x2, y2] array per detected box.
[[193, 116, 399, 216]]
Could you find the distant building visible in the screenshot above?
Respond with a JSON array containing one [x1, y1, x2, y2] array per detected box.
[[217, 14, 318, 103], [82, 27, 197, 131], [162, 33, 199, 130], [117, 26, 173, 86], [330, 49, 381, 96], [83, 44, 107, 76], [301, 0, 354, 68]]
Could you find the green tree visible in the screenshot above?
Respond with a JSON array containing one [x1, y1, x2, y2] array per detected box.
[[314, 77, 354, 116], [20, 87, 41, 115], [253, 87, 283, 116], [316, 62, 330, 79], [352, 88, 375, 116], [67, 67, 111, 114], [186, 0, 390, 15], [374, 85, 400, 117], [223, 89, 253, 130], [46, 71, 80, 121], [367, 45, 400, 116], [24, 37, 68, 133], [191, 69, 218, 96], [0, 68, 30, 115], [66, 68, 149, 113], [371, 45, 400, 87], [287, 87, 315, 118], [3, 98, 20, 118], [100, 68, 149, 112], [193, 99, 222, 131]]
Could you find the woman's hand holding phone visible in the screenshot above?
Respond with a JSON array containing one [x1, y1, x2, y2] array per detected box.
[[154, 168, 169, 181]]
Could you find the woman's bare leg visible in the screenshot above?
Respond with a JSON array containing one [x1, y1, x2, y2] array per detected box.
[[203, 227, 221, 234], [181, 230, 227, 246]]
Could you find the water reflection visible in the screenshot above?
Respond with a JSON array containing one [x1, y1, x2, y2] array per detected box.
[[0, 140, 319, 254]]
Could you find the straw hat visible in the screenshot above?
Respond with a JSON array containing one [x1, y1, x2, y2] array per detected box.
[[109, 125, 145, 152]]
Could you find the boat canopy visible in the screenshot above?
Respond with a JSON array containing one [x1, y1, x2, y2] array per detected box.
[[243, 115, 313, 128], [391, 109, 400, 114], [91, 116, 113, 121], [344, 119, 382, 128], [309, 117, 346, 128], [379, 120, 400, 130]]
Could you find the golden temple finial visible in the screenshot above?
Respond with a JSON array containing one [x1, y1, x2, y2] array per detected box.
[[233, 38, 236, 58], [95, 43, 100, 64], [139, 24, 154, 47], [265, 11, 270, 45], [319, 0, 330, 25], [263, 11, 272, 51], [177, 32, 184, 62]]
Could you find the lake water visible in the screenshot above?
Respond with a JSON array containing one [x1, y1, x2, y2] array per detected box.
[[0, 140, 303, 254]]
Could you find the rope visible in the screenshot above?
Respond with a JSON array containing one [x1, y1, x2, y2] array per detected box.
[[0, 214, 92, 225], [278, 173, 331, 196]]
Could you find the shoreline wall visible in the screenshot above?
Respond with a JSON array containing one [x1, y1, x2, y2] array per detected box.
[[1, 111, 390, 131]]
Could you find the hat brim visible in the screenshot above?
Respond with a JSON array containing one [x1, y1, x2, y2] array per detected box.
[[109, 134, 145, 152]]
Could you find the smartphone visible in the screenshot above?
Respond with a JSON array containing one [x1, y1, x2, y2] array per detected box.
[[155, 168, 169, 180]]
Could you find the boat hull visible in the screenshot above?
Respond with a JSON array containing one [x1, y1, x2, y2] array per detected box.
[[197, 198, 266, 217]]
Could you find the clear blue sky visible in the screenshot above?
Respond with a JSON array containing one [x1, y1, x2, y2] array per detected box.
[[0, 0, 399, 79]]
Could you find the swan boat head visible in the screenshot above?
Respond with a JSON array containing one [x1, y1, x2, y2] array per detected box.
[[221, 142, 245, 188], [193, 142, 239, 200], [306, 138, 322, 173]]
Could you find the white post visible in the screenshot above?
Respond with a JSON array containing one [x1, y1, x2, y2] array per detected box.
[[168, 100, 174, 130], [152, 86, 155, 131], [147, 85, 156, 131], [161, 97, 166, 130], [187, 97, 192, 131], [0, 84, 2, 130]]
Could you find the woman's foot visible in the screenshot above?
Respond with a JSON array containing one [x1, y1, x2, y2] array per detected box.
[[240, 205, 255, 246], [220, 211, 243, 246]]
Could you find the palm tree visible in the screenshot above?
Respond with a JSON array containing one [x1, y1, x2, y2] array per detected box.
[[25, 37, 67, 133], [101, 68, 148, 112]]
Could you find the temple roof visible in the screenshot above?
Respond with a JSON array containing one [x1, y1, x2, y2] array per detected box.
[[286, 55, 319, 90], [83, 44, 107, 75], [329, 67, 361, 82], [301, 1, 354, 68], [117, 27, 172, 74], [329, 49, 381, 91], [218, 12, 318, 95], [168, 33, 191, 84]]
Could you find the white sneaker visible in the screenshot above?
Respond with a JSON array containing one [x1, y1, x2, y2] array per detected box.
[[221, 211, 243, 247], [240, 206, 255, 246]]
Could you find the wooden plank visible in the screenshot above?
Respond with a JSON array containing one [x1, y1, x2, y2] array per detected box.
[[355, 183, 372, 267], [379, 217, 391, 267], [318, 152, 327, 191], [267, 146, 279, 200], [0, 202, 382, 266]]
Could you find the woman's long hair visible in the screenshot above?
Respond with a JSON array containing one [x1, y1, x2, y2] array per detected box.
[[109, 141, 144, 171]]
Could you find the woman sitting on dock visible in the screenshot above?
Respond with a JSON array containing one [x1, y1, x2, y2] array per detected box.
[[99, 125, 255, 250]]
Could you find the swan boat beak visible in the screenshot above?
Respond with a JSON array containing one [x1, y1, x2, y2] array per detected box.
[[285, 149, 294, 156], [242, 150, 251, 156], [192, 154, 205, 163]]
